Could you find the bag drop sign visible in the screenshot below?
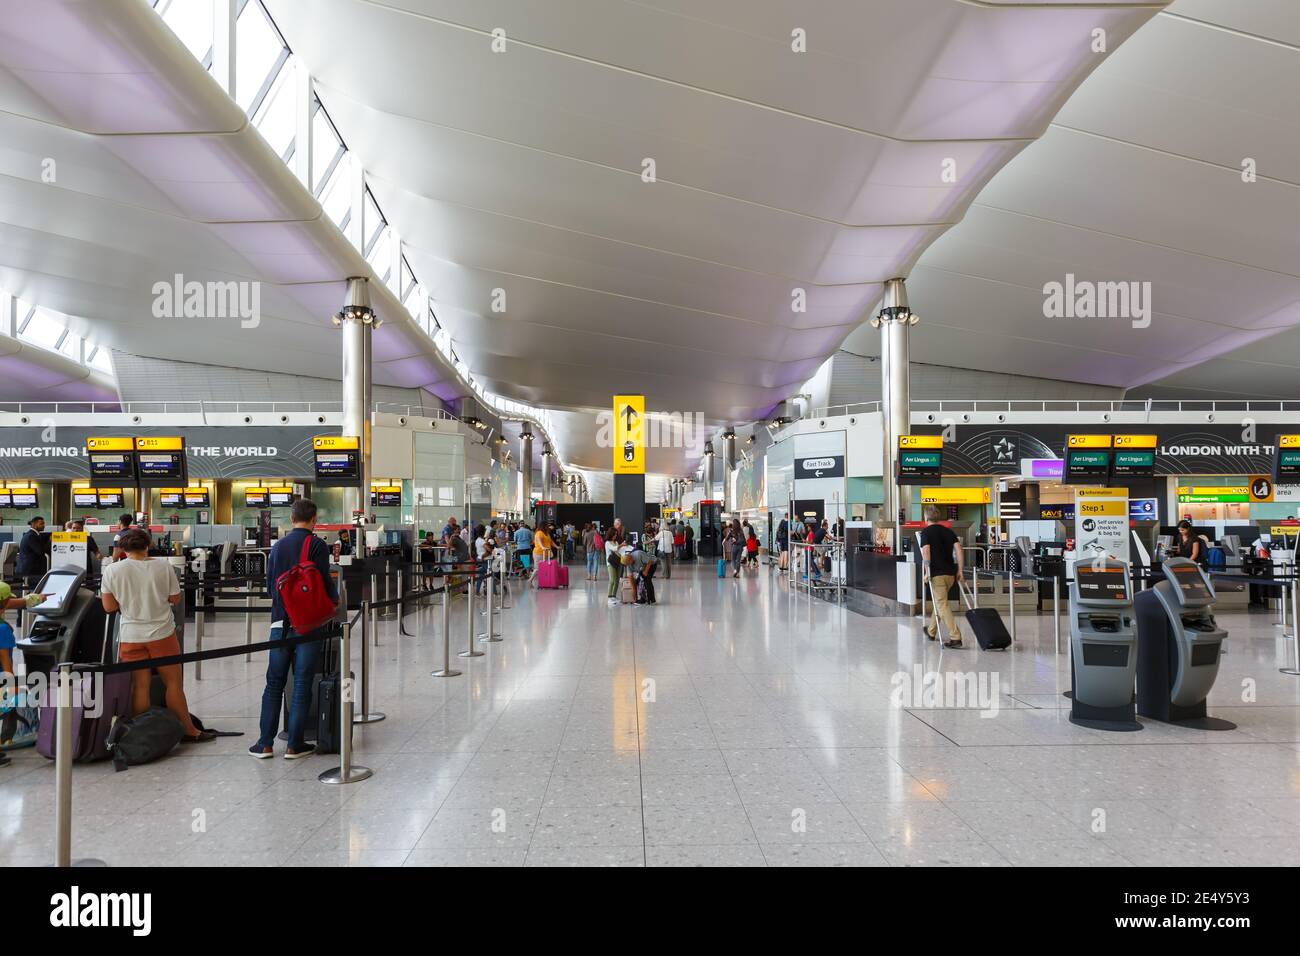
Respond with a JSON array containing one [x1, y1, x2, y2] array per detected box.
[[795, 456, 844, 479]]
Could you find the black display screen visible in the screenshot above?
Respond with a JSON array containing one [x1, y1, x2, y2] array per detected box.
[[1111, 450, 1154, 478], [314, 452, 360, 486], [245, 490, 268, 507], [136, 452, 187, 486], [183, 490, 210, 508], [89, 452, 135, 482], [1066, 449, 1110, 484], [1075, 567, 1128, 603], [97, 492, 124, 508], [159, 492, 183, 508], [73, 492, 99, 508], [1169, 563, 1212, 604], [9, 491, 36, 509], [1275, 448, 1300, 483], [269, 492, 294, 507], [372, 490, 401, 507], [897, 450, 942, 484], [0, 491, 12, 508]]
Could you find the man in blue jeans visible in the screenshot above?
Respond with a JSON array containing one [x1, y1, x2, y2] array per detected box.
[[249, 498, 337, 759]]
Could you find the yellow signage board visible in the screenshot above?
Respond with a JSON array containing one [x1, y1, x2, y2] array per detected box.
[[267, 486, 295, 495], [1075, 487, 1128, 498], [899, 435, 943, 450], [1270, 526, 1300, 537], [135, 436, 184, 451], [1112, 434, 1157, 448], [86, 436, 134, 452], [314, 435, 359, 450], [920, 487, 990, 505], [1077, 499, 1126, 517], [1249, 476, 1274, 502], [1280, 435, 1300, 448], [612, 395, 645, 475], [1067, 434, 1112, 449], [51, 531, 87, 544]]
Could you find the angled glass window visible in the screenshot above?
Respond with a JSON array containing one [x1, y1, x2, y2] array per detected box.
[[367, 228, 392, 284], [57, 331, 82, 361], [87, 347, 115, 374], [235, 0, 286, 113], [250, 54, 296, 161], [19, 309, 67, 351], [312, 99, 344, 194], [155, 0, 214, 66], [362, 190, 384, 254], [317, 155, 351, 228]]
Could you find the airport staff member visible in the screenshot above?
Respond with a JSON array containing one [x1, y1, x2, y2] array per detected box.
[[919, 506, 964, 649], [1171, 519, 1206, 566], [110, 514, 134, 562], [336, 528, 354, 556], [16, 516, 49, 589]]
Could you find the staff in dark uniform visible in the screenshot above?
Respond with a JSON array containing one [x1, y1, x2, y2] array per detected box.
[[1170, 520, 1206, 566]]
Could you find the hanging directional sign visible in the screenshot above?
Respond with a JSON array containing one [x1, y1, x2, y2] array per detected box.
[[1274, 435, 1300, 484], [795, 456, 845, 480], [897, 435, 943, 484], [1065, 434, 1112, 484], [613, 394, 645, 475]]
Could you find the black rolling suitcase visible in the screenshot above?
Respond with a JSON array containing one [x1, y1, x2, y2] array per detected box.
[[957, 578, 1011, 650], [281, 623, 339, 743], [314, 670, 353, 754]]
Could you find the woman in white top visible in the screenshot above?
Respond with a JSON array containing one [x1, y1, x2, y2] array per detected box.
[[100, 528, 212, 742]]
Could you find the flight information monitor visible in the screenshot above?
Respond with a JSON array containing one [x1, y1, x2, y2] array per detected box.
[[313, 436, 360, 487], [1166, 561, 1213, 606], [1074, 564, 1130, 604], [159, 490, 183, 508], [268, 489, 295, 507], [371, 488, 402, 507], [97, 490, 124, 508], [244, 489, 269, 507], [73, 491, 99, 508], [183, 489, 210, 508], [1110, 450, 1154, 479], [1065, 449, 1111, 484], [9, 488, 37, 509], [88, 452, 136, 482], [0, 491, 11, 508]]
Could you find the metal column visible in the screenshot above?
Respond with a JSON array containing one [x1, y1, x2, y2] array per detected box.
[[876, 277, 914, 551], [339, 277, 374, 528], [541, 445, 552, 501], [520, 429, 533, 515]]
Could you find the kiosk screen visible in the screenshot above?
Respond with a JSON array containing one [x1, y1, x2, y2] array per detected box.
[[73, 491, 99, 508], [32, 571, 81, 614], [1075, 566, 1128, 602], [1169, 564, 1212, 604]]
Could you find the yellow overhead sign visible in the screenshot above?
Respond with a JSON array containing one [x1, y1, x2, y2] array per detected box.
[[1077, 499, 1126, 517], [920, 487, 990, 505], [86, 436, 134, 452], [51, 531, 87, 544], [1280, 436, 1300, 448], [612, 395, 645, 475], [1270, 526, 1299, 537], [1112, 434, 1157, 448], [1067, 434, 1112, 449], [314, 436, 359, 450], [899, 435, 943, 449], [136, 436, 184, 451], [1075, 487, 1127, 498]]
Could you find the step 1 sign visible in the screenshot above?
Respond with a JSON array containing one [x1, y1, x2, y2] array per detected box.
[[795, 456, 845, 479], [51, 531, 87, 571], [1074, 487, 1129, 565]]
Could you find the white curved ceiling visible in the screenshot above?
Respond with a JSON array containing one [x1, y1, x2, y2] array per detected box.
[[265, 0, 1165, 470], [0, 0, 466, 402], [896, 0, 1300, 399]]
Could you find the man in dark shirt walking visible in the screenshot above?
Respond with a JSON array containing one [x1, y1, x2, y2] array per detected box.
[[919, 506, 964, 648], [250, 498, 338, 759]]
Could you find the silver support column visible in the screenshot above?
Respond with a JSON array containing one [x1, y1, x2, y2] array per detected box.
[[541, 446, 552, 501], [875, 277, 915, 552], [520, 430, 533, 514], [702, 444, 715, 500], [338, 277, 375, 527], [720, 431, 736, 510]]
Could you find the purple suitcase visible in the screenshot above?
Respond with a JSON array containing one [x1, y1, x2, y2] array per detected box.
[[37, 614, 131, 762]]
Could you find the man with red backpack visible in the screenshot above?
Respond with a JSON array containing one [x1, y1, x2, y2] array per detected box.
[[250, 498, 338, 759]]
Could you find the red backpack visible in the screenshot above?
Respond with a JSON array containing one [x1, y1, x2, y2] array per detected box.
[[592, 532, 604, 552], [275, 534, 336, 634]]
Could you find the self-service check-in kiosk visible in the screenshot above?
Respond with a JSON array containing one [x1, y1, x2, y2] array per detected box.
[[14, 567, 105, 675], [1068, 559, 1142, 731], [1134, 558, 1235, 730]]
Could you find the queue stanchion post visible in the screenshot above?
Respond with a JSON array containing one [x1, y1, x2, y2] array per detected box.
[[432, 575, 462, 677], [52, 663, 105, 867], [354, 597, 385, 724], [195, 594, 205, 681], [320, 618, 373, 784], [244, 593, 253, 662], [1052, 575, 1061, 655], [1008, 570, 1016, 642], [973, 568, 979, 609], [1284, 575, 1300, 677], [479, 573, 502, 643], [460, 564, 484, 659], [370, 574, 380, 646]]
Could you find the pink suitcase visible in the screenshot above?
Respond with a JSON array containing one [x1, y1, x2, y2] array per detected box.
[[536, 559, 569, 589]]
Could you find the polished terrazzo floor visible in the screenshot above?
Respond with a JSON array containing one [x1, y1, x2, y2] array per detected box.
[[4, 559, 1300, 867]]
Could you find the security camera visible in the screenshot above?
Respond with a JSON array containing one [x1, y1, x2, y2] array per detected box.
[[132, 415, 142, 424], [317, 416, 326, 424], [849, 417, 856, 425], [961, 414, 969, 423], [18, 416, 29, 425], [429, 420, 436, 428], [243, 416, 252, 424], [1102, 413, 1110, 423], [925, 413, 935, 423], [818, 420, 826, 428], [279, 415, 289, 424], [1206, 413, 1215, 423], [398, 416, 407, 426]]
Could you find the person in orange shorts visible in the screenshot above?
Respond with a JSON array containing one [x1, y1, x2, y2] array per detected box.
[[101, 528, 213, 742]]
